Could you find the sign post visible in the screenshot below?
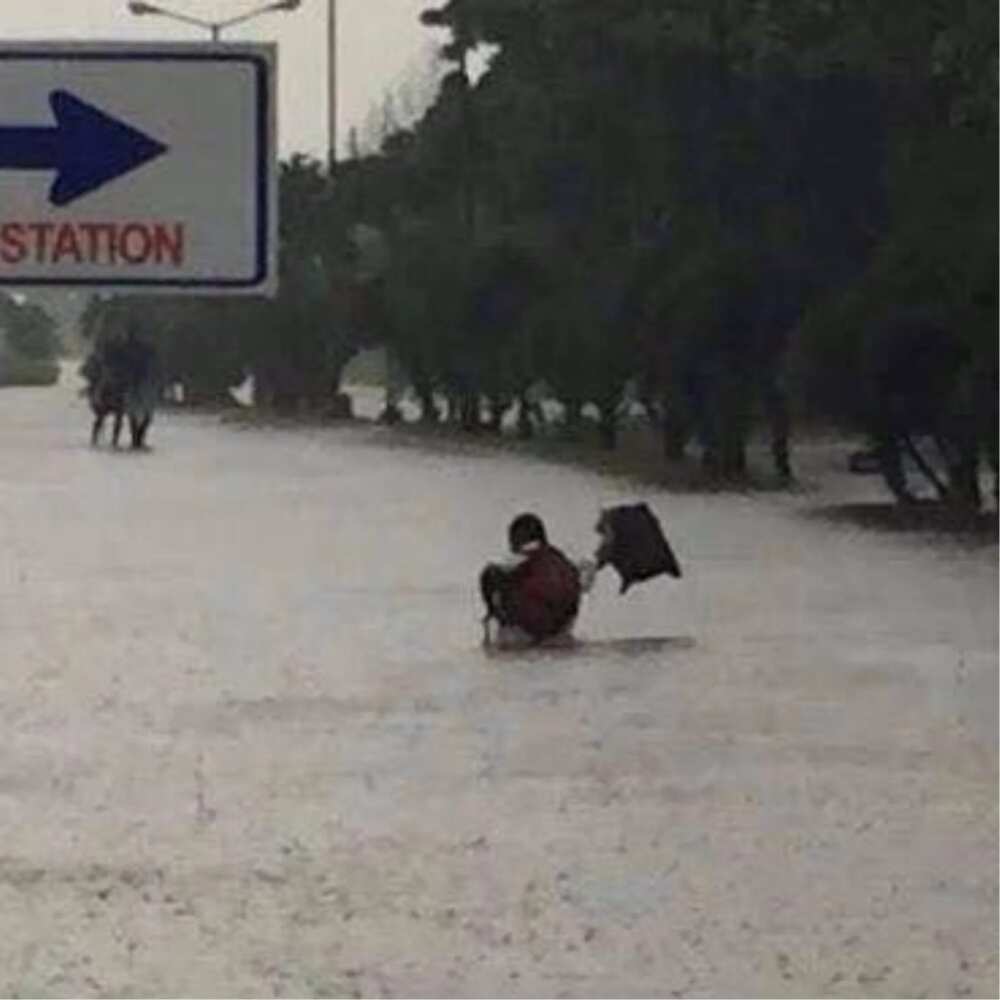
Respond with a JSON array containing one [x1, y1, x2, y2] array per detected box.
[[0, 43, 276, 294]]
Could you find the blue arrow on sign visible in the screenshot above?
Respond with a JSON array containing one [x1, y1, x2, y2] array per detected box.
[[0, 89, 167, 206]]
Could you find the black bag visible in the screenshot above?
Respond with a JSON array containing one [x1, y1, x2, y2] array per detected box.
[[596, 503, 681, 593]]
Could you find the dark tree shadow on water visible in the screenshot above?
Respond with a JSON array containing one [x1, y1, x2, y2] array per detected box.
[[808, 501, 998, 544]]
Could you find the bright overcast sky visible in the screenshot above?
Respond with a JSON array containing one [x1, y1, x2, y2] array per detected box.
[[0, 1, 446, 159]]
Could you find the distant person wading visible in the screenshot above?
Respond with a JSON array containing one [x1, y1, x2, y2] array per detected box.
[[81, 326, 159, 450]]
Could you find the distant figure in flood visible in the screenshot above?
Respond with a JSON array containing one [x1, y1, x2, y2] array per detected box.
[[82, 338, 128, 448], [119, 327, 158, 450], [479, 513, 598, 647], [81, 327, 159, 450]]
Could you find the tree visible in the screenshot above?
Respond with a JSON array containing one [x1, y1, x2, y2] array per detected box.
[[338, 0, 995, 495], [0, 295, 60, 361]]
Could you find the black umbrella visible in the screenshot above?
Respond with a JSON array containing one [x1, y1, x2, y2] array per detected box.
[[596, 503, 682, 593]]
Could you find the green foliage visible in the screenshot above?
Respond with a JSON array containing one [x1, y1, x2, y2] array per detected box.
[[0, 293, 61, 362], [336, 1, 963, 483], [0, 292, 61, 387]]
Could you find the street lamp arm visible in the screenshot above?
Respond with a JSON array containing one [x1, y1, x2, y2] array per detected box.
[[127, 2, 216, 31], [217, 0, 301, 31], [126, 0, 300, 39]]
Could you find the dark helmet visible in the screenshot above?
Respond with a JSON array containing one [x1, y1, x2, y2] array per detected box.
[[508, 512, 547, 552]]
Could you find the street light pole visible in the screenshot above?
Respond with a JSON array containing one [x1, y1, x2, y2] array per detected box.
[[328, 0, 337, 168]]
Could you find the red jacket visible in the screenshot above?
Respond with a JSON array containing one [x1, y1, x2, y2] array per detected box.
[[505, 543, 582, 640]]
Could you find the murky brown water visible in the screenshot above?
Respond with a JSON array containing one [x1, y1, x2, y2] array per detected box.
[[0, 371, 995, 996]]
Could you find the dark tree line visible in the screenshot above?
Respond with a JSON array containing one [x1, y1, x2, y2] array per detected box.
[[84, 0, 997, 505]]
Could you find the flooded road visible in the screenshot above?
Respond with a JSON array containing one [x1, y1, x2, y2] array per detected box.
[[1, 374, 996, 997]]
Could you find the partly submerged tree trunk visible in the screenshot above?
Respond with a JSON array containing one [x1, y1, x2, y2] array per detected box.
[[561, 397, 583, 432], [378, 380, 403, 424], [662, 420, 689, 461], [484, 395, 511, 434], [597, 401, 618, 450], [378, 400, 403, 424], [705, 365, 752, 481], [761, 373, 792, 481], [459, 392, 481, 432], [517, 395, 536, 439], [415, 382, 439, 424], [659, 392, 692, 461]]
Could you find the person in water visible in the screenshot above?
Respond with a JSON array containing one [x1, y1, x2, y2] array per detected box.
[[479, 512, 602, 646], [81, 327, 159, 450], [118, 326, 159, 450]]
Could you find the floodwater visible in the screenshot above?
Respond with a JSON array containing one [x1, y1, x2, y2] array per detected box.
[[0, 371, 996, 997]]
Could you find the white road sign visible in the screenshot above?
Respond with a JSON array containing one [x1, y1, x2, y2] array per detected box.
[[0, 43, 276, 294]]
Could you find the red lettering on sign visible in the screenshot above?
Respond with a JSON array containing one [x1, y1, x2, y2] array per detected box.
[[28, 222, 53, 263], [0, 221, 187, 268], [78, 223, 102, 264], [120, 223, 151, 264], [52, 223, 83, 264], [152, 223, 184, 266], [0, 223, 27, 264], [103, 224, 120, 265]]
